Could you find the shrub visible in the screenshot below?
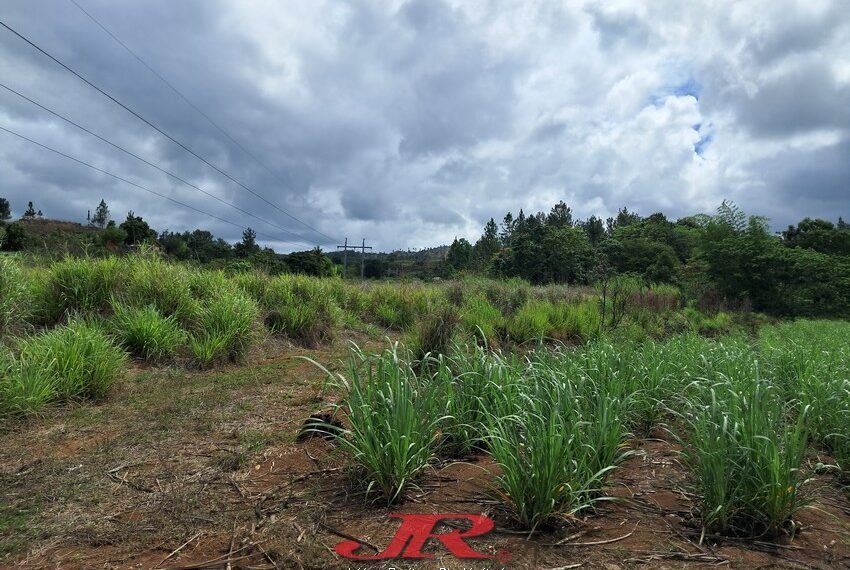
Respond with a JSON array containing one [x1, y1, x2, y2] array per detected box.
[[16, 319, 126, 401], [110, 303, 186, 362], [370, 285, 420, 329]]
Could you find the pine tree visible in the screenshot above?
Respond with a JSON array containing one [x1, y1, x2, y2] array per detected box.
[[92, 199, 110, 228], [0, 197, 11, 221], [23, 201, 36, 218]]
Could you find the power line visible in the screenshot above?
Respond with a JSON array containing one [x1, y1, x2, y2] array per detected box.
[[67, 0, 312, 231], [0, 124, 292, 245], [0, 19, 340, 245], [0, 81, 314, 247]]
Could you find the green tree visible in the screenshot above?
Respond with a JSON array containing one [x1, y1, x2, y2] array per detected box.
[[119, 211, 157, 245], [234, 227, 260, 258], [582, 215, 605, 246], [471, 218, 500, 271], [546, 200, 573, 227], [23, 201, 36, 219], [445, 237, 473, 272], [286, 248, 333, 276], [0, 222, 29, 251], [0, 197, 11, 221], [92, 199, 110, 228]]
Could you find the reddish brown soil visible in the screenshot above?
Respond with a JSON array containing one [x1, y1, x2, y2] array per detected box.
[[2, 337, 849, 570]]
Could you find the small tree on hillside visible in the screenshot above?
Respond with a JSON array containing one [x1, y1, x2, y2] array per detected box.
[[23, 201, 36, 218], [0, 198, 11, 221], [92, 199, 110, 228]]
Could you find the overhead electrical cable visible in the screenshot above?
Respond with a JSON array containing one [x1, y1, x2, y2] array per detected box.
[[0, 19, 339, 245], [0, 81, 314, 246], [0, 124, 294, 244]]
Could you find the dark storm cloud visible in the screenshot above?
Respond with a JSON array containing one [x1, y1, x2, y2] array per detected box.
[[1, 0, 849, 250]]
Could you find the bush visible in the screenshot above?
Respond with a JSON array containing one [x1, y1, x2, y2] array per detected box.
[[110, 303, 186, 362], [16, 319, 126, 401]]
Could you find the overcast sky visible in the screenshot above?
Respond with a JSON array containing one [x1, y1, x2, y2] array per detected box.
[[1, 0, 848, 252]]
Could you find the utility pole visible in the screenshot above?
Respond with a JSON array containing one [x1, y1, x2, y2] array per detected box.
[[359, 238, 372, 279], [337, 237, 353, 278]]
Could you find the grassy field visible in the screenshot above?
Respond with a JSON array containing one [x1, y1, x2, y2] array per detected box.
[[1, 252, 849, 568]]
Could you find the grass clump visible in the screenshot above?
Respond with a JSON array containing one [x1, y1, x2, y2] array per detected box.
[[110, 303, 186, 362], [410, 304, 459, 360], [313, 344, 443, 504], [675, 357, 810, 538], [459, 295, 503, 345], [189, 288, 259, 368], [0, 256, 33, 335], [15, 319, 126, 402], [42, 256, 124, 322], [484, 354, 629, 530], [261, 275, 342, 346]]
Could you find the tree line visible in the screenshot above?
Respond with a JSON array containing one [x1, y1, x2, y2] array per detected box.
[[0, 197, 334, 277], [445, 200, 850, 317]]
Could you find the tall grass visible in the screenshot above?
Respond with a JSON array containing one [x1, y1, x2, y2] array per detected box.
[[312, 344, 444, 503], [42, 256, 124, 322], [674, 352, 810, 538], [0, 256, 33, 335], [16, 319, 126, 401], [188, 288, 258, 368], [110, 303, 186, 362], [484, 351, 630, 530]]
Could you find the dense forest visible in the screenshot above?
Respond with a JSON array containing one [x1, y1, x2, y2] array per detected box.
[[2, 196, 848, 317]]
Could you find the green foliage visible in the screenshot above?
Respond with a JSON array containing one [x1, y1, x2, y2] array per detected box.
[[0, 197, 10, 221], [43, 256, 124, 322], [119, 211, 157, 245], [260, 275, 342, 346], [445, 238, 473, 273], [410, 303, 459, 360], [109, 303, 186, 362], [314, 344, 443, 504], [188, 287, 258, 368], [284, 248, 334, 276], [459, 294, 504, 345], [675, 369, 809, 537], [0, 223, 30, 251], [15, 319, 126, 402], [0, 256, 32, 335]]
